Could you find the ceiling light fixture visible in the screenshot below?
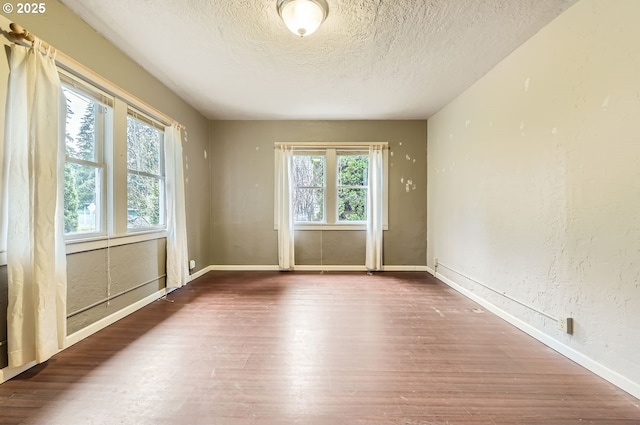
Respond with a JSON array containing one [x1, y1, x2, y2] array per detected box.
[[277, 0, 329, 37]]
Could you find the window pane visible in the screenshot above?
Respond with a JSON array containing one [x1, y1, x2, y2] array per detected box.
[[338, 154, 368, 222], [293, 155, 324, 187], [63, 86, 97, 162], [338, 188, 367, 221], [64, 162, 101, 234], [127, 174, 163, 229], [338, 155, 368, 186], [294, 188, 324, 222], [127, 116, 163, 175], [292, 155, 325, 223]]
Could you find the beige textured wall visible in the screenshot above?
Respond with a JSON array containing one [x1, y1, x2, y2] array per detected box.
[[210, 120, 427, 266], [428, 0, 640, 393]]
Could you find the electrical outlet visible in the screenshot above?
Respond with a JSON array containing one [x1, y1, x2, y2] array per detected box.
[[433, 257, 439, 267], [189, 260, 196, 270], [558, 317, 574, 334]]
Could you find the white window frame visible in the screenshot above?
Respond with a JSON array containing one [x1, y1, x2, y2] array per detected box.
[[60, 74, 113, 240], [292, 151, 326, 224], [335, 150, 369, 224], [275, 142, 388, 231]]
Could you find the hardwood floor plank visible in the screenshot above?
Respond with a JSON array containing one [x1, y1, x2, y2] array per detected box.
[[0, 271, 638, 425]]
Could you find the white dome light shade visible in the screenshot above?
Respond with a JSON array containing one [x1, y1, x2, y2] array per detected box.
[[277, 0, 328, 37]]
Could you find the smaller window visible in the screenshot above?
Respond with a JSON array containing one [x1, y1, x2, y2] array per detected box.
[[293, 154, 325, 223], [126, 113, 165, 231], [337, 154, 369, 222]]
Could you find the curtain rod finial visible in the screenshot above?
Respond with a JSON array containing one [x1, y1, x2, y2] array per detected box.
[[9, 23, 23, 33]]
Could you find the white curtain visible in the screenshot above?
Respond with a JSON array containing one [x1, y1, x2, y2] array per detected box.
[[275, 145, 295, 270], [1, 42, 67, 367], [164, 124, 189, 288], [365, 145, 384, 271]]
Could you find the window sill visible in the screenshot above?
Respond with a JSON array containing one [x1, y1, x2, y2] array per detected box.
[[288, 224, 389, 231], [0, 231, 168, 265], [65, 230, 167, 255], [296, 224, 365, 231]]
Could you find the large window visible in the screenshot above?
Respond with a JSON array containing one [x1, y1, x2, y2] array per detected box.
[[62, 83, 112, 236], [127, 113, 165, 230], [60, 69, 170, 245], [288, 147, 385, 229]]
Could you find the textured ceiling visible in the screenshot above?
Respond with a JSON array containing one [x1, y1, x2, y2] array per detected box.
[[60, 0, 577, 120]]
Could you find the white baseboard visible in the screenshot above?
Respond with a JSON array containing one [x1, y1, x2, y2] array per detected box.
[[65, 288, 168, 348], [207, 265, 429, 272], [435, 271, 640, 400], [0, 360, 37, 384], [383, 265, 429, 272], [209, 265, 280, 271], [189, 265, 214, 280], [295, 265, 365, 271], [426, 266, 436, 276]]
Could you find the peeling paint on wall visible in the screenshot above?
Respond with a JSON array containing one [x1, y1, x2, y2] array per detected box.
[[428, 0, 640, 391]]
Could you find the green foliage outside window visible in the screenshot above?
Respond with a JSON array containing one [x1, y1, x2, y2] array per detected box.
[[338, 155, 368, 221], [64, 164, 79, 233], [63, 89, 100, 234]]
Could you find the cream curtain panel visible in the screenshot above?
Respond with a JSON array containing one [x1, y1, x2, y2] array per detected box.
[[275, 145, 295, 270], [1, 41, 67, 367], [164, 124, 189, 288], [365, 145, 384, 271]]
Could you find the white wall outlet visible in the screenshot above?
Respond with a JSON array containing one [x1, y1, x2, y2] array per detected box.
[[189, 260, 196, 270], [433, 257, 439, 267], [558, 317, 574, 334]]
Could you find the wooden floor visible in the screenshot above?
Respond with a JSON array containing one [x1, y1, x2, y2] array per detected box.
[[0, 271, 638, 425]]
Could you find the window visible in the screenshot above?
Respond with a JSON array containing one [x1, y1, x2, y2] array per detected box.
[[62, 83, 112, 237], [126, 113, 165, 230], [286, 146, 387, 230], [59, 67, 171, 248], [292, 155, 325, 222], [337, 154, 368, 222]]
